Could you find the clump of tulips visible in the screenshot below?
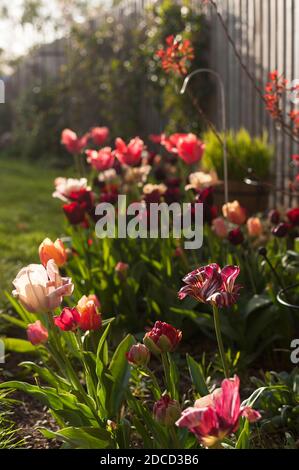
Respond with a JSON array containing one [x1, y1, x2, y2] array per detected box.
[[1, 238, 263, 449]]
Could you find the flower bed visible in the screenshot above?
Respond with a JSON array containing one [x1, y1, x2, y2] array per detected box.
[[1, 25, 299, 452]]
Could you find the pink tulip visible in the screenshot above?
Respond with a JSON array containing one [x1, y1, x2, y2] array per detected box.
[[39, 238, 67, 267], [178, 264, 241, 308], [176, 133, 205, 164], [115, 262, 129, 273], [86, 148, 115, 171], [54, 307, 80, 332], [114, 137, 144, 166], [212, 217, 228, 238], [27, 320, 48, 345], [176, 375, 261, 448], [12, 260, 74, 313], [61, 129, 89, 154], [222, 200, 247, 225], [247, 217, 263, 237], [161, 133, 186, 153], [91, 126, 109, 146], [161, 133, 205, 164]]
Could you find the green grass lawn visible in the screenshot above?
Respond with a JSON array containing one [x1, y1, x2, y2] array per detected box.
[[0, 157, 67, 306]]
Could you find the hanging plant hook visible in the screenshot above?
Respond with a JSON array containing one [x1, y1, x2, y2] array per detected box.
[[180, 68, 229, 205]]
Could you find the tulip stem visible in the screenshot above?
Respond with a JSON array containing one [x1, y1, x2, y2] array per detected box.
[[161, 352, 173, 397], [169, 426, 180, 449], [143, 367, 162, 399], [47, 313, 100, 423], [212, 305, 229, 379]]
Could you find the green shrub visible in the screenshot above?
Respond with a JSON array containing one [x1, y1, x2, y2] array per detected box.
[[202, 128, 274, 181]]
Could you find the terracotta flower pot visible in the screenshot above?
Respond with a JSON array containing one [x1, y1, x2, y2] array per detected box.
[[214, 181, 269, 215]]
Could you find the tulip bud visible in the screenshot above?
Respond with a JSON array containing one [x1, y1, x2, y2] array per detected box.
[[153, 395, 181, 426], [39, 238, 67, 267], [54, 307, 80, 332], [174, 246, 184, 257], [126, 343, 150, 367], [258, 246, 267, 257], [143, 321, 182, 355], [27, 320, 48, 345], [115, 262, 129, 273]]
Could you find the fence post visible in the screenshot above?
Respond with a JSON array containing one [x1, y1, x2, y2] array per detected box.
[[0, 79, 5, 104]]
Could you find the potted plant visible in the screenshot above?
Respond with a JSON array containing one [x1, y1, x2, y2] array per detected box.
[[202, 128, 274, 213]]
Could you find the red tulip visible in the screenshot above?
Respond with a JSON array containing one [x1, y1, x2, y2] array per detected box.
[[153, 395, 181, 426], [61, 129, 89, 154], [63, 201, 86, 225], [176, 375, 260, 448], [69, 189, 94, 214], [287, 208, 299, 226], [76, 295, 102, 331], [114, 137, 144, 166], [291, 154, 299, 166], [54, 307, 80, 331], [126, 343, 150, 366], [27, 320, 48, 345], [178, 264, 241, 308], [268, 209, 280, 225], [86, 148, 115, 171], [228, 227, 244, 245], [91, 126, 109, 146], [143, 321, 182, 354], [271, 222, 289, 238]]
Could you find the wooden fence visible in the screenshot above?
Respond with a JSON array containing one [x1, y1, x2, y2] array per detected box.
[[206, 0, 299, 206]]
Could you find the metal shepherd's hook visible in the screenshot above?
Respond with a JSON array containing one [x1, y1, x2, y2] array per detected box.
[[180, 68, 229, 205]]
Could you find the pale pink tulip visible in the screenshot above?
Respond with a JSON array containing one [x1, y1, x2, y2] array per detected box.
[[13, 260, 73, 313]]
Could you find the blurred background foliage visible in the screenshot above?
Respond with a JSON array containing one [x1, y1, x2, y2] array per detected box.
[[1, 0, 211, 163]]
